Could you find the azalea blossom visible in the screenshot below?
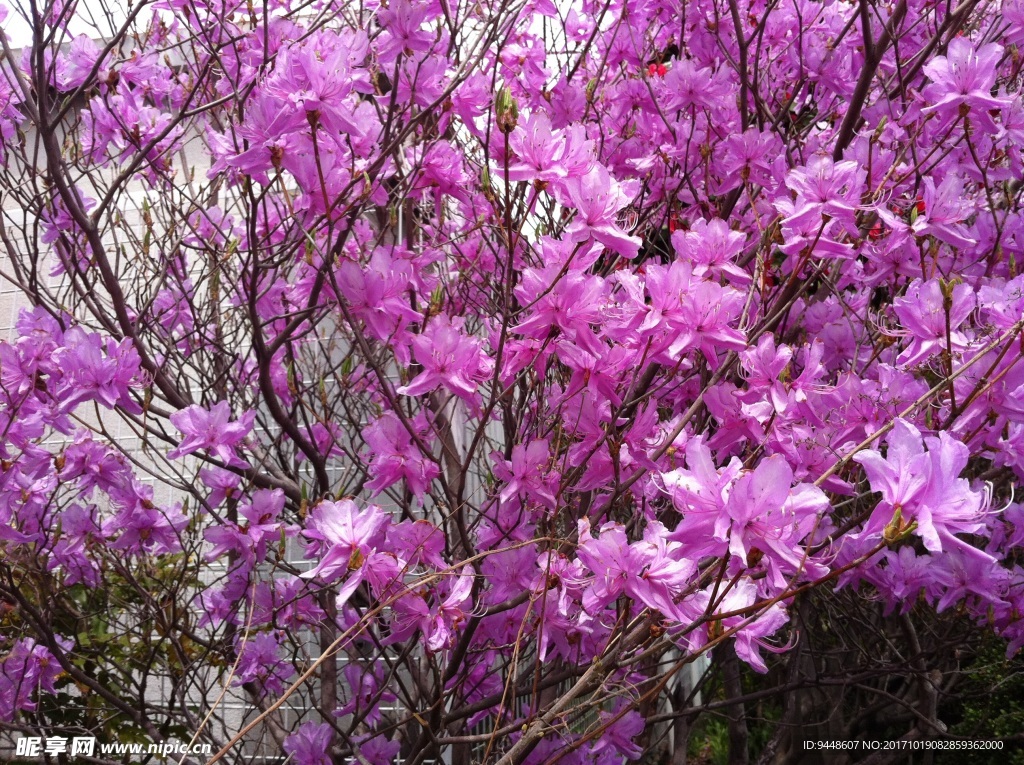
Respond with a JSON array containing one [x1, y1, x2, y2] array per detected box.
[[283, 723, 333, 765], [891, 279, 975, 367], [167, 402, 255, 469], [397, 315, 493, 404], [854, 420, 991, 554], [922, 39, 1008, 133], [563, 165, 642, 258], [301, 499, 390, 590]]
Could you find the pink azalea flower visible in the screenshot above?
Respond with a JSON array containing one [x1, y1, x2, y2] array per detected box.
[[592, 705, 645, 761], [387, 519, 447, 569], [716, 582, 791, 673], [0, 637, 72, 720], [717, 455, 831, 589], [390, 574, 474, 652], [199, 467, 242, 509], [57, 328, 144, 414], [659, 58, 729, 111], [933, 538, 1009, 612], [204, 489, 289, 568], [335, 251, 421, 353], [514, 266, 608, 355], [782, 156, 863, 238], [492, 439, 560, 511], [717, 127, 781, 190], [397, 315, 493, 403], [576, 519, 646, 615], [506, 112, 594, 185], [105, 483, 189, 556], [363, 412, 440, 499], [854, 420, 990, 554], [235, 632, 294, 695], [922, 39, 1008, 133], [563, 165, 641, 259], [354, 735, 402, 765], [376, 0, 436, 63], [891, 279, 975, 367], [265, 30, 372, 135], [301, 500, 391, 606], [167, 402, 255, 469], [338, 663, 398, 726], [640, 261, 747, 365], [283, 723, 333, 765], [672, 217, 752, 286], [47, 503, 102, 587], [910, 175, 976, 248]]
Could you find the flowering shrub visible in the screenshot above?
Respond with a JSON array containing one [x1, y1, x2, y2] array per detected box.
[[0, 0, 1023, 761]]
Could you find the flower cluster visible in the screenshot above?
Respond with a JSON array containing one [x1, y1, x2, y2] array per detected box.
[[1, 0, 1023, 761]]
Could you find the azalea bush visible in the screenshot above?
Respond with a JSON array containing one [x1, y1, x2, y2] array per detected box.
[[0, 0, 1023, 762]]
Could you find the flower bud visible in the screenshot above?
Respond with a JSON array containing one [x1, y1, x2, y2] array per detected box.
[[872, 116, 888, 141], [496, 86, 518, 133], [883, 506, 917, 545]]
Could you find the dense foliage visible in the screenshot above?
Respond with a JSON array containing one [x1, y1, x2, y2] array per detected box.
[[1, 0, 1024, 762]]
